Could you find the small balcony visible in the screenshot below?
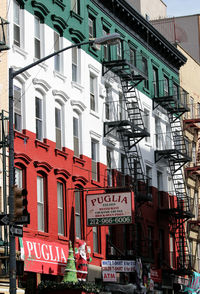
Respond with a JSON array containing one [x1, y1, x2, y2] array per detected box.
[[102, 40, 148, 85], [152, 80, 190, 116], [183, 103, 200, 132], [154, 132, 191, 164]]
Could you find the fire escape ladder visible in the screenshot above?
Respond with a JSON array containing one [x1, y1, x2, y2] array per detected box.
[[103, 43, 151, 202]]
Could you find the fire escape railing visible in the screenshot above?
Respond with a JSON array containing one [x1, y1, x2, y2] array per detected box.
[[153, 80, 193, 274], [102, 40, 151, 202]]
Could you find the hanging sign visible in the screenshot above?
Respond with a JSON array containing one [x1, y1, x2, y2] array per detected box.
[[87, 192, 133, 226]]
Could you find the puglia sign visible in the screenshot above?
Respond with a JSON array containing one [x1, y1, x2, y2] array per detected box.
[[86, 192, 133, 226]]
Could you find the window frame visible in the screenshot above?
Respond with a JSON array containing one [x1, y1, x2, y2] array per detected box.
[[71, 0, 80, 14], [37, 174, 48, 233], [57, 181, 65, 236], [14, 82, 22, 132], [13, 0, 22, 47], [35, 95, 43, 141], [74, 189, 84, 239], [88, 15, 96, 39], [91, 139, 99, 181], [34, 16, 41, 59], [54, 31, 63, 73], [93, 226, 101, 253], [90, 74, 97, 112], [143, 108, 150, 143], [55, 104, 62, 149], [141, 56, 149, 89]]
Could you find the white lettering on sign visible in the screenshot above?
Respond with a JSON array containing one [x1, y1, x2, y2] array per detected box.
[[102, 271, 117, 282]]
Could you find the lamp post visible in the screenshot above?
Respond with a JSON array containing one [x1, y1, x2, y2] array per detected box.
[[8, 33, 121, 294]]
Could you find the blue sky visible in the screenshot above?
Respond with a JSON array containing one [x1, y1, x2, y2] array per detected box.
[[163, 0, 200, 17]]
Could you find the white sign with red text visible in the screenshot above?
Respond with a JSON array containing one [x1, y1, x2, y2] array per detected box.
[[102, 271, 117, 282], [20, 237, 69, 275], [87, 192, 133, 226]]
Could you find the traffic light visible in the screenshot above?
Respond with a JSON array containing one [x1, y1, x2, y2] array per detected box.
[[13, 185, 28, 220]]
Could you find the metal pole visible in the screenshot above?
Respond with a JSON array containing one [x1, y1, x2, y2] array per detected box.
[[9, 67, 16, 294]]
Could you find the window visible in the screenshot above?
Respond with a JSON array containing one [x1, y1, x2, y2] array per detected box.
[[107, 148, 113, 186], [91, 140, 98, 181], [157, 171, 163, 207], [155, 117, 162, 149], [170, 235, 174, 267], [37, 175, 47, 232], [55, 106, 62, 149], [130, 47, 136, 67], [54, 32, 62, 72], [34, 16, 41, 59], [90, 74, 97, 111], [103, 27, 109, 60], [57, 182, 64, 235], [119, 93, 125, 120], [143, 109, 150, 143], [75, 189, 82, 239], [190, 96, 194, 119], [72, 47, 79, 82], [192, 141, 196, 163], [89, 16, 95, 39], [141, 56, 149, 89], [164, 76, 169, 96], [15, 167, 23, 188], [35, 96, 43, 141], [93, 227, 100, 253], [148, 226, 154, 259], [71, 0, 79, 14], [73, 114, 80, 157], [146, 165, 152, 187], [13, 0, 21, 46], [173, 83, 179, 101], [105, 86, 111, 120], [116, 42, 122, 60], [121, 154, 126, 186], [159, 229, 164, 262], [198, 243, 200, 272], [153, 67, 159, 97], [14, 84, 22, 132]]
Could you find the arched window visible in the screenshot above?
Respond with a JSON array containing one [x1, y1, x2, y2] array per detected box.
[[73, 111, 81, 157], [14, 79, 23, 132], [55, 101, 62, 149], [35, 91, 44, 141], [37, 173, 48, 232], [57, 180, 65, 235], [74, 188, 84, 239]]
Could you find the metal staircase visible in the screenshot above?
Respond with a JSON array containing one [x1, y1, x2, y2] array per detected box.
[[153, 81, 193, 274], [103, 41, 151, 202]]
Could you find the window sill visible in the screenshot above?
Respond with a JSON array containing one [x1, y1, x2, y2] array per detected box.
[[93, 252, 103, 259], [12, 44, 28, 59], [53, 70, 66, 82], [90, 110, 99, 119], [58, 235, 68, 241], [37, 231, 49, 237], [143, 87, 150, 94], [33, 58, 48, 71], [14, 130, 29, 143], [53, 0, 66, 10], [70, 10, 83, 23], [91, 179, 101, 187], [35, 139, 49, 151], [71, 81, 84, 92], [73, 156, 86, 166], [144, 141, 151, 147], [55, 148, 68, 159], [88, 45, 99, 57]]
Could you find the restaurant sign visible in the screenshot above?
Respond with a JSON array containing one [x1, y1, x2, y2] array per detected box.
[[87, 192, 133, 226], [19, 237, 69, 275]]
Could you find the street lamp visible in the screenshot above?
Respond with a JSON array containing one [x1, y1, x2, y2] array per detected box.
[[8, 33, 121, 294]]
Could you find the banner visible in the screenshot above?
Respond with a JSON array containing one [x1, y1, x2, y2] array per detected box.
[[19, 237, 69, 275]]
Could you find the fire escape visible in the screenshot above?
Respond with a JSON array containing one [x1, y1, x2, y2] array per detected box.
[[184, 103, 200, 270], [153, 80, 193, 275], [102, 41, 151, 262], [103, 40, 150, 202]]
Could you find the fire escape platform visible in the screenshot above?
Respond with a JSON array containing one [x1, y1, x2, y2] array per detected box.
[[102, 59, 147, 82], [153, 96, 189, 114], [183, 119, 200, 131], [159, 208, 194, 219], [155, 149, 191, 163], [104, 120, 149, 138], [185, 165, 200, 177]]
